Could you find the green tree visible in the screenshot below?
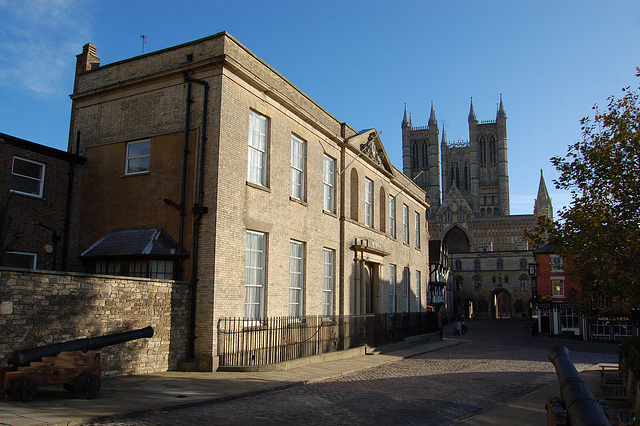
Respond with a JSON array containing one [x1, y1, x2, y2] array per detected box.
[[525, 69, 640, 313]]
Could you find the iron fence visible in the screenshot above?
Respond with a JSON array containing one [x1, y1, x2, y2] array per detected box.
[[217, 312, 439, 367]]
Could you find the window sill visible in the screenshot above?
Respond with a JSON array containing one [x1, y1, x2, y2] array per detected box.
[[323, 209, 338, 218], [246, 181, 271, 193], [290, 196, 307, 207], [122, 171, 150, 178], [9, 189, 44, 200]]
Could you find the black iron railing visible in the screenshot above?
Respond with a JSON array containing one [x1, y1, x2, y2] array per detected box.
[[217, 312, 438, 367]]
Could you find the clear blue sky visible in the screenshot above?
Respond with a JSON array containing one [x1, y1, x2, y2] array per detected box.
[[1, 0, 638, 215]]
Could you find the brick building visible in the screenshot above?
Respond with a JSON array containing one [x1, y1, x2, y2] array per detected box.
[[67, 32, 429, 370], [1, 132, 84, 271]]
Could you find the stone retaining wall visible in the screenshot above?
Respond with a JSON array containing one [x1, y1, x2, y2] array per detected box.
[[0, 268, 190, 376]]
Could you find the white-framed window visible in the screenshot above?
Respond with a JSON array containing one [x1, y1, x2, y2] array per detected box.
[[414, 212, 420, 249], [389, 264, 396, 314], [290, 134, 306, 200], [561, 307, 580, 330], [247, 110, 269, 186], [289, 240, 305, 317], [125, 140, 150, 175], [552, 278, 564, 297], [551, 255, 563, 272], [403, 204, 409, 245], [245, 231, 266, 320], [389, 195, 396, 238], [403, 267, 410, 312], [2, 251, 37, 269], [364, 178, 373, 227], [10, 157, 45, 197], [323, 155, 336, 213], [322, 248, 334, 317]]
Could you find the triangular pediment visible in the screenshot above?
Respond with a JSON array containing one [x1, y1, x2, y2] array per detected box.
[[345, 129, 394, 175], [441, 186, 472, 212]]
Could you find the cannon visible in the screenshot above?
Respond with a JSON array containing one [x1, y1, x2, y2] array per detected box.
[[1, 326, 153, 401]]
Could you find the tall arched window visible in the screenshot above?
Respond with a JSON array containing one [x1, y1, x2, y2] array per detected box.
[[350, 168, 359, 221], [455, 260, 462, 271], [489, 134, 497, 164], [497, 258, 504, 270]]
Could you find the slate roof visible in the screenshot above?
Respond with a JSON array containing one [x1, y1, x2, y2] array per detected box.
[[81, 226, 189, 259]]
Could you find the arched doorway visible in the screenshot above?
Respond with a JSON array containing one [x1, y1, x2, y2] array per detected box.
[[442, 226, 470, 253], [491, 289, 512, 319]]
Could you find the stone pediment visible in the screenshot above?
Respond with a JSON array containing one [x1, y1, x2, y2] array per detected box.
[[346, 129, 394, 175], [438, 186, 473, 223]]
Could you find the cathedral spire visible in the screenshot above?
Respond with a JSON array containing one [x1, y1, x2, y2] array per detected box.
[[409, 113, 413, 128], [497, 93, 507, 119], [402, 103, 409, 128], [534, 169, 553, 219], [468, 97, 477, 122], [428, 101, 437, 127], [441, 122, 447, 145]]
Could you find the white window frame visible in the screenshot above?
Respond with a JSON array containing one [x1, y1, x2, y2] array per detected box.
[[245, 231, 267, 321], [290, 134, 306, 201], [10, 157, 45, 197], [125, 140, 151, 175], [322, 248, 334, 318], [389, 264, 397, 314], [389, 195, 396, 238], [364, 178, 373, 227], [289, 240, 305, 317], [403, 204, 409, 245], [323, 155, 336, 213], [552, 277, 564, 297], [247, 110, 269, 186], [414, 212, 420, 249], [2, 251, 37, 269]]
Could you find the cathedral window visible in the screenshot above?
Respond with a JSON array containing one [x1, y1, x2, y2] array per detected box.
[[455, 260, 462, 271], [473, 275, 482, 290], [474, 259, 481, 270], [497, 258, 504, 270], [494, 208, 499, 216], [520, 258, 528, 269], [480, 208, 485, 216], [489, 135, 497, 164]]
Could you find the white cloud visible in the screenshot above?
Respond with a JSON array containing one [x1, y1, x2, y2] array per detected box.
[[0, 0, 92, 97]]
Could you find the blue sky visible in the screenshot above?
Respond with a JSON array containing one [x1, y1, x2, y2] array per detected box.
[[1, 0, 638, 215]]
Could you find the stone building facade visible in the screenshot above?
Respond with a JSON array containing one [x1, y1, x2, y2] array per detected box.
[[67, 32, 429, 371], [403, 100, 553, 319]]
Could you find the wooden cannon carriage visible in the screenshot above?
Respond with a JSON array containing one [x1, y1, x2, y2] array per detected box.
[[1, 326, 154, 401]]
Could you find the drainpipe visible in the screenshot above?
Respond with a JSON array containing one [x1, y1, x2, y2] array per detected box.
[[184, 73, 210, 363], [61, 131, 82, 271]]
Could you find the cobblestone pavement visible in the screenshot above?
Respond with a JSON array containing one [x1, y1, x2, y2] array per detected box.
[[97, 320, 618, 425]]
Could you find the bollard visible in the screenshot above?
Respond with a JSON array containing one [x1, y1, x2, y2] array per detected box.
[[548, 346, 611, 426]]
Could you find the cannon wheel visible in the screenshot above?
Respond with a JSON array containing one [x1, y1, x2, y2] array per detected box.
[[73, 372, 101, 399], [9, 377, 37, 401]]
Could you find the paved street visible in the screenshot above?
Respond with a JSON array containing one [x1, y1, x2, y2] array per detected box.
[[97, 320, 618, 425]]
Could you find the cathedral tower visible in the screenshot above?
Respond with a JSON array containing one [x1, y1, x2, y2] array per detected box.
[[534, 169, 553, 219], [402, 102, 441, 217]]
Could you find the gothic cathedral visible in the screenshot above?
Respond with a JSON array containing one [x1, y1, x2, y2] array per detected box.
[[403, 97, 553, 319]]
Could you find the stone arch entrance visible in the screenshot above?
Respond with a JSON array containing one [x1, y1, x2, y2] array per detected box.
[[491, 289, 512, 319], [442, 226, 470, 253]]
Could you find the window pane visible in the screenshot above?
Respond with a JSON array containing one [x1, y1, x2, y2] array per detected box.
[[245, 231, 266, 320], [248, 111, 268, 186], [323, 155, 335, 213], [126, 141, 150, 174], [322, 249, 334, 317], [289, 240, 304, 317], [290, 135, 305, 200], [2, 252, 36, 269], [389, 264, 396, 313], [11, 157, 44, 196]]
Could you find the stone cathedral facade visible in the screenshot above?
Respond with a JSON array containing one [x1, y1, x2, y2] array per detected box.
[[403, 98, 553, 319]]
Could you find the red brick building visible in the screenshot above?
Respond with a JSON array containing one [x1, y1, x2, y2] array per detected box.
[[1, 133, 84, 271]]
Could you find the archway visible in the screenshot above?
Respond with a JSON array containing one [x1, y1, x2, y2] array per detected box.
[[491, 289, 512, 319], [442, 226, 470, 253]]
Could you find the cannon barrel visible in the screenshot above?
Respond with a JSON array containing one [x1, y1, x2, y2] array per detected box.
[[14, 326, 154, 366], [548, 345, 610, 426]]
